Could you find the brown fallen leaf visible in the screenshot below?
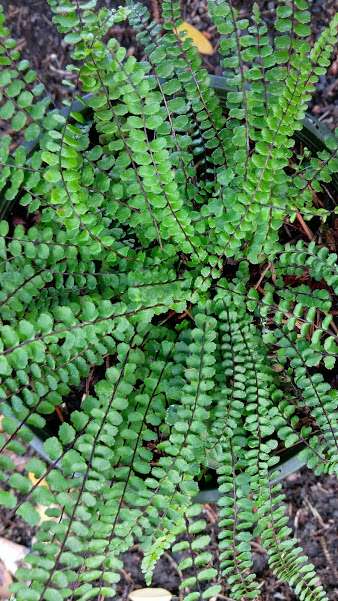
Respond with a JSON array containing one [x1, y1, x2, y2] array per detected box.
[[0, 538, 29, 576], [175, 22, 214, 55], [129, 588, 172, 601], [0, 560, 12, 600]]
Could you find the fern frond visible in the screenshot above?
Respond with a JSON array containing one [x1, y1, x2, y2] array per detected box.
[[0, 2, 337, 600]]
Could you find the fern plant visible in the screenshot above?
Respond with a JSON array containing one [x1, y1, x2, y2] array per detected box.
[[0, 1, 337, 600]]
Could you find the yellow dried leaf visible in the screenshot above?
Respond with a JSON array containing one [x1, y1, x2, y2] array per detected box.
[[175, 22, 214, 55], [28, 472, 48, 488], [36, 504, 58, 524]]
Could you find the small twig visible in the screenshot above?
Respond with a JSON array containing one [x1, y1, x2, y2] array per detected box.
[[251, 540, 265, 555], [305, 498, 327, 530], [48, 64, 77, 79], [163, 551, 184, 600], [119, 567, 133, 584], [55, 405, 64, 423], [309, 186, 324, 208], [85, 367, 95, 395], [178, 309, 193, 321], [203, 503, 218, 524], [318, 110, 331, 122], [14, 38, 26, 52], [296, 212, 315, 241], [312, 520, 335, 537], [320, 537, 338, 581], [122, 584, 133, 601], [270, 262, 277, 284], [322, 184, 336, 205], [316, 483, 330, 496], [203, 56, 217, 73], [254, 262, 272, 290], [150, 0, 161, 22], [294, 508, 303, 538], [158, 309, 176, 326]]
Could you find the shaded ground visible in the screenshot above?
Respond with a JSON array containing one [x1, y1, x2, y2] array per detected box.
[[0, 1, 337, 599], [111, 469, 338, 601], [1, 0, 337, 127], [1, 466, 337, 600]]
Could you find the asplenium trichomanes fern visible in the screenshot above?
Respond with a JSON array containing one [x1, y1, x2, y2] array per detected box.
[[0, 1, 337, 600]]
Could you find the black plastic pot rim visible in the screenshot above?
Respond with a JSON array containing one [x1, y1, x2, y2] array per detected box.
[[1, 74, 337, 220], [8, 397, 307, 494], [194, 452, 307, 504], [65, 74, 337, 158], [22, 423, 307, 486], [23, 427, 306, 504]]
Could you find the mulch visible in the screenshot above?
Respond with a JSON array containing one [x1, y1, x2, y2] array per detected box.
[[0, 1, 337, 599]]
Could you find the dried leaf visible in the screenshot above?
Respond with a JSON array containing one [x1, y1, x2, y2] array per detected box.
[[175, 22, 214, 55], [28, 472, 48, 488], [0, 538, 28, 576], [272, 364, 284, 372], [129, 588, 172, 601], [36, 504, 58, 524], [0, 559, 12, 600], [28, 473, 58, 524]]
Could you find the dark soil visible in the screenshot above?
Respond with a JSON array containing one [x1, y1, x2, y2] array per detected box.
[[2, 466, 337, 600], [1, 0, 337, 127], [0, 1, 337, 599], [0, 505, 34, 548], [111, 469, 338, 601]]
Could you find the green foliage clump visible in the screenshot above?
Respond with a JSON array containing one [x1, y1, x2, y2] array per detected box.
[[0, 1, 337, 600]]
